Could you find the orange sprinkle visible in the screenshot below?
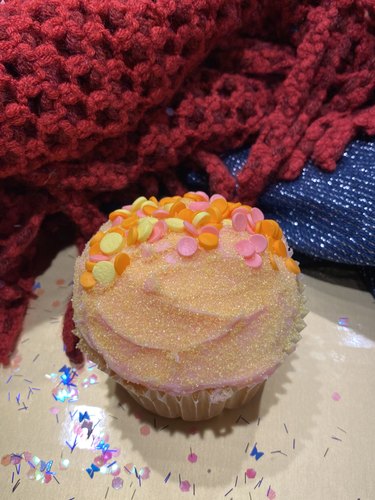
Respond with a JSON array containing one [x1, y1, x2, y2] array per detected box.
[[127, 226, 138, 245], [108, 227, 126, 236], [114, 253, 130, 275], [198, 232, 219, 250], [183, 192, 202, 201], [267, 237, 275, 251], [211, 198, 228, 213], [109, 209, 131, 221], [227, 202, 242, 214], [285, 258, 301, 274], [149, 196, 158, 205], [169, 201, 186, 216], [80, 271, 96, 289], [159, 196, 174, 206], [256, 220, 280, 238], [143, 204, 157, 216], [206, 206, 222, 223], [274, 226, 283, 240], [89, 231, 104, 247], [273, 240, 287, 257], [178, 208, 195, 222], [171, 195, 182, 202], [89, 242, 102, 256], [121, 215, 138, 229], [85, 260, 95, 272]]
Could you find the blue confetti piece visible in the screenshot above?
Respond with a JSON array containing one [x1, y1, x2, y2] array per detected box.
[[86, 463, 100, 478], [79, 411, 90, 422], [250, 443, 264, 461]]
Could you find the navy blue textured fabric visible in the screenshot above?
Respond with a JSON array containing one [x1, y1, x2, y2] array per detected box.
[[223, 139, 375, 266]]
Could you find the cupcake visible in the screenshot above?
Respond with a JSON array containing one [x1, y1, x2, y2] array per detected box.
[[72, 192, 306, 421]]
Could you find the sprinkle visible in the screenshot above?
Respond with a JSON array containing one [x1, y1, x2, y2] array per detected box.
[[12, 478, 20, 492], [224, 488, 233, 496], [270, 450, 288, 457], [338, 317, 349, 327], [232, 212, 248, 231], [59, 458, 70, 470], [250, 234, 268, 253], [183, 221, 199, 236], [293, 439, 296, 449], [254, 477, 263, 489], [337, 427, 347, 434], [153, 209, 170, 219], [284, 257, 301, 274], [165, 218, 185, 232], [177, 237, 198, 257], [198, 232, 218, 250], [283, 423, 289, 434], [137, 219, 154, 242], [79, 271, 96, 289], [6, 375, 12, 384], [332, 392, 341, 401], [199, 225, 219, 236], [235, 240, 255, 258], [192, 211, 211, 227], [324, 448, 329, 458], [188, 201, 210, 211], [93, 261, 116, 285], [244, 253, 262, 268], [250, 444, 264, 461], [148, 220, 167, 243], [131, 196, 148, 211], [331, 436, 342, 442], [100, 232, 124, 255], [250, 207, 264, 222], [114, 253, 130, 275]]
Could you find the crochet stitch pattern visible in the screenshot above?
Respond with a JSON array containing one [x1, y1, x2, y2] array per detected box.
[[0, 0, 374, 364]]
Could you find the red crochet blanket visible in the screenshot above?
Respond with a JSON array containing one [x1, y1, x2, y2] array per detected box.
[[0, 0, 374, 365]]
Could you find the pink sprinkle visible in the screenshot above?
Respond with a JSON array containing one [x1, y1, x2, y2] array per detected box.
[[24, 452, 32, 462], [89, 254, 110, 262], [44, 473, 52, 484], [232, 212, 248, 231], [250, 207, 264, 223], [153, 209, 170, 219], [136, 209, 145, 217], [49, 407, 60, 415], [183, 221, 199, 236], [195, 191, 209, 201], [103, 451, 112, 463], [235, 240, 255, 258], [140, 425, 151, 436], [232, 207, 250, 217], [112, 477, 124, 490], [180, 480, 191, 492], [189, 201, 210, 211], [245, 253, 262, 268], [164, 253, 178, 264], [188, 453, 198, 463], [210, 193, 226, 202], [148, 220, 167, 243], [124, 463, 134, 474], [94, 455, 105, 467], [111, 216, 123, 226], [246, 213, 254, 228], [250, 234, 268, 253], [199, 225, 219, 236], [267, 488, 276, 499], [154, 240, 171, 252], [112, 466, 121, 477], [122, 205, 132, 211], [332, 392, 341, 401], [246, 468, 256, 479], [177, 236, 198, 257]]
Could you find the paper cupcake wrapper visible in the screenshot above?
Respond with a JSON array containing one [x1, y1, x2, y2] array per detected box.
[[114, 378, 263, 421]]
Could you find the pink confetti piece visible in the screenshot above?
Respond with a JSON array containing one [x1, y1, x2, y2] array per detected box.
[[140, 425, 150, 436], [332, 392, 341, 401], [89, 254, 110, 262], [210, 193, 225, 202], [183, 221, 199, 237], [188, 453, 198, 463], [196, 191, 209, 201], [49, 407, 60, 415], [140, 467, 150, 479], [153, 209, 170, 219], [267, 487, 276, 499], [244, 253, 262, 268], [250, 207, 264, 223], [177, 236, 198, 257], [188, 201, 210, 211], [199, 225, 219, 236], [148, 220, 167, 243], [180, 480, 191, 492], [112, 477, 124, 490], [164, 253, 177, 264], [111, 216, 123, 226], [246, 468, 257, 479]]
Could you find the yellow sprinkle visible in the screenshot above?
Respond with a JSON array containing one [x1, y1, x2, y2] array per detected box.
[[192, 211, 211, 227], [141, 200, 158, 209], [147, 216, 158, 225], [131, 196, 148, 211], [137, 219, 154, 242], [165, 218, 185, 232], [127, 226, 138, 245], [222, 218, 232, 226], [92, 261, 116, 285], [99, 233, 124, 255], [89, 231, 104, 246], [163, 202, 174, 212], [285, 258, 301, 274]]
